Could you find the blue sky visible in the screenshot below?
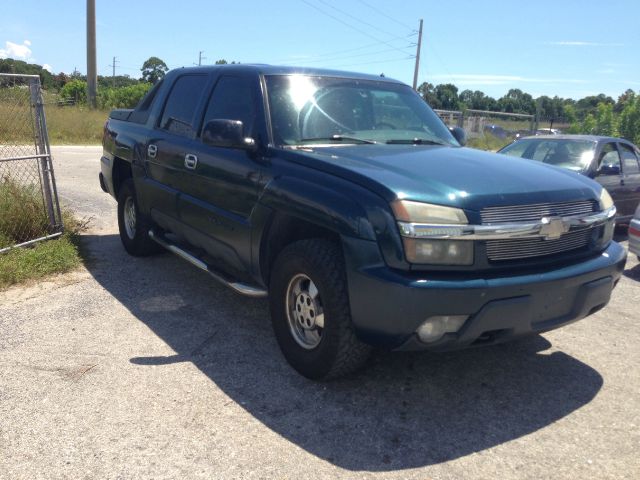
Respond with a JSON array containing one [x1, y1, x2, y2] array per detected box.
[[1, 0, 639, 99]]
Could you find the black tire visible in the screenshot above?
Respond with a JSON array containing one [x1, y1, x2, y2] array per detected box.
[[269, 239, 371, 380], [117, 178, 163, 256]]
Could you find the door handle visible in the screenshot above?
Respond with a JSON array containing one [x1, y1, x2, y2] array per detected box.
[[147, 144, 157, 159], [184, 153, 198, 170]]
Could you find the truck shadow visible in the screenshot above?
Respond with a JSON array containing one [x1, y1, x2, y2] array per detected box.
[[83, 233, 604, 472]]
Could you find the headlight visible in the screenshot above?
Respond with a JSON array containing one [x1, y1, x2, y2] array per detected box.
[[392, 200, 468, 224], [599, 188, 614, 211], [403, 238, 474, 265], [391, 200, 473, 265]]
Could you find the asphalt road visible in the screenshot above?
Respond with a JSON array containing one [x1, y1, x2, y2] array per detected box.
[[1, 146, 638, 479]]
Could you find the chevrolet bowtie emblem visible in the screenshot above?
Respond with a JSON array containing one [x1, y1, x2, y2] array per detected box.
[[540, 216, 569, 240]]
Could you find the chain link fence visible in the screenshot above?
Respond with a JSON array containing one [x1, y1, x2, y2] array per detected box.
[[435, 108, 537, 150], [0, 74, 62, 253]]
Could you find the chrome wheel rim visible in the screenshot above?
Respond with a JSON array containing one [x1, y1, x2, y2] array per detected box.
[[285, 273, 325, 350], [124, 196, 136, 239]]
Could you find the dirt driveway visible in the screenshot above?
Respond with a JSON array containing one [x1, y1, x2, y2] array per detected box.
[[1, 146, 638, 479]]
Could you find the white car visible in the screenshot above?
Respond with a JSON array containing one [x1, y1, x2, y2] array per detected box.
[[630, 204, 640, 260]]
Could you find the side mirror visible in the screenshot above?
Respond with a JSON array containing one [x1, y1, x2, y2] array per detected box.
[[598, 164, 621, 176], [450, 126, 466, 146], [202, 119, 256, 150]]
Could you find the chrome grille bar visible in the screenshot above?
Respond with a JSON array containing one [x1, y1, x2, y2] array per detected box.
[[486, 228, 593, 261], [481, 200, 597, 224]]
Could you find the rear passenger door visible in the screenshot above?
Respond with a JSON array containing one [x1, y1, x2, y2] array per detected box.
[[618, 142, 640, 217], [144, 74, 210, 228], [176, 74, 266, 273]]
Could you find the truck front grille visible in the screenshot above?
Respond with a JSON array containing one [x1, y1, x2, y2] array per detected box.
[[480, 200, 597, 224], [486, 227, 593, 261]]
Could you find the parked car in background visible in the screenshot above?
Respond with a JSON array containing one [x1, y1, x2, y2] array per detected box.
[[483, 124, 511, 139], [535, 128, 561, 135], [498, 135, 640, 221], [629, 204, 640, 260]]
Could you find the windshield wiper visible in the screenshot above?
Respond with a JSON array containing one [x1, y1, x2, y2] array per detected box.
[[298, 135, 376, 145], [386, 138, 449, 146]]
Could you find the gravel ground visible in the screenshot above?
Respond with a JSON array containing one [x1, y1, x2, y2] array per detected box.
[[0, 145, 638, 480]]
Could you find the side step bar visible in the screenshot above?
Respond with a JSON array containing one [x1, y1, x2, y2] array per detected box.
[[148, 230, 268, 298]]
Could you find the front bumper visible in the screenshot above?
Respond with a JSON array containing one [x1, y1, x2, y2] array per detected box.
[[343, 238, 627, 350]]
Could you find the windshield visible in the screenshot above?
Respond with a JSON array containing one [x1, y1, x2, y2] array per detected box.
[[264, 74, 459, 147], [500, 138, 596, 172]]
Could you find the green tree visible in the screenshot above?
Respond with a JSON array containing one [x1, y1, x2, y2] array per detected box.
[[434, 83, 460, 110], [498, 89, 535, 114], [618, 94, 640, 144], [140, 57, 168, 83], [60, 79, 87, 104], [214, 59, 239, 65], [594, 102, 617, 136], [417, 82, 440, 109], [615, 89, 636, 113], [459, 89, 497, 111], [581, 113, 596, 134], [564, 104, 582, 133]]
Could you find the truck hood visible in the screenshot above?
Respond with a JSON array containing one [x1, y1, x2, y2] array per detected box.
[[289, 144, 601, 212]]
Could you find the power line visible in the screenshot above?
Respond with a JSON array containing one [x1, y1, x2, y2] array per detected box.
[[330, 56, 415, 70], [269, 36, 415, 64], [301, 0, 412, 56], [355, 0, 415, 31], [292, 46, 414, 65], [316, 0, 404, 40]]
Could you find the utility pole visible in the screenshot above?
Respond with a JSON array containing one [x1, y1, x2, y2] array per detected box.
[[109, 56, 119, 86], [198, 51, 206, 66], [412, 18, 423, 90], [86, 0, 97, 108]]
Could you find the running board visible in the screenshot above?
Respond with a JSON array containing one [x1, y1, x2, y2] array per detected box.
[[148, 230, 268, 298]]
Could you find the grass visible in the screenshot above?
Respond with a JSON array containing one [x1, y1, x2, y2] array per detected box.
[[467, 134, 513, 152], [0, 178, 84, 290], [46, 106, 108, 145]]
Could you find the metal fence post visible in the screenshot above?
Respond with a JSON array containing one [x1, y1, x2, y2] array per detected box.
[[29, 79, 57, 231]]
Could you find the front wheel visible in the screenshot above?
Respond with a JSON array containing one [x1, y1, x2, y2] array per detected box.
[[117, 178, 163, 256], [269, 239, 371, 379]]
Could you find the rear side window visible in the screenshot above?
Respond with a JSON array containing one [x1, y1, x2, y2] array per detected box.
[[200, 76, 257, 136], [160, 75, 208, 137], [619, 143, 640, 174], [129, 80, 163, 124]]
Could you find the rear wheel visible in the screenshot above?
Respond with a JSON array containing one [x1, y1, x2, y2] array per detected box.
[[269, 239, 371, 379], [117, 178, 163, 256]]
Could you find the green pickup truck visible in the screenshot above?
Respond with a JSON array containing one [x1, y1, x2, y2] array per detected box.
[[100, 65, 626, 379]]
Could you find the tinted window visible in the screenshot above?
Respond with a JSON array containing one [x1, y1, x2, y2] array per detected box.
[[499, 139, 529, 158], [619, 143, 640, 174], [160, 75, 208, 137], [201, 76, 257, 136], [500, 138, 595, 171], [598, 143, 621, 175], [129, 79, 163, 124]]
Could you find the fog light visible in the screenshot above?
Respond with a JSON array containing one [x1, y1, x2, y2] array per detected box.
[[416, 315, 469, 343]]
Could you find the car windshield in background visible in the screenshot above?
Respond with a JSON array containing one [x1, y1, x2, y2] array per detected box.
[[500, 138, 596, 171], [264, 75, 459, 147]]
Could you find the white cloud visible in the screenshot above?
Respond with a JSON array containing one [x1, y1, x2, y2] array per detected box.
[[0, 40, 33, 60], [545, 41, 624, 47], [42, 64, 53, 73]]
